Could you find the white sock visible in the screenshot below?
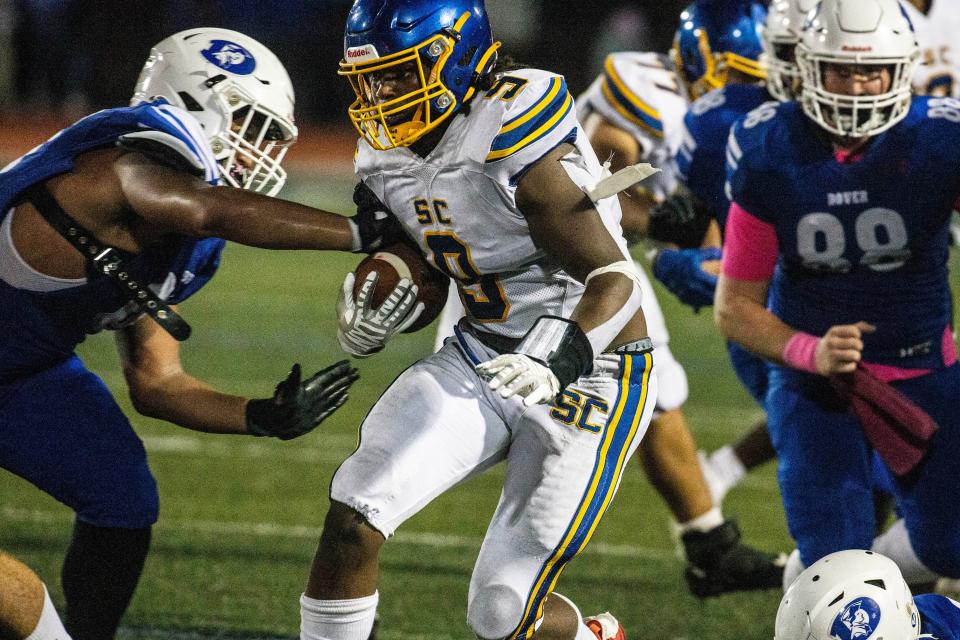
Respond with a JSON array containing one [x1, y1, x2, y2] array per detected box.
[[675, 506, 725, 536], [783, 548, 805, 592], [300, 592, 379, 640], [872, 519, 938, 585], [24, 586, 71, 640], [708, 446, 747, 492]]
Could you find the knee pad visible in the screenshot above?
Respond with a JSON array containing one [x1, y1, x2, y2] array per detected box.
[[651, 348, 688, 412], [467, 583, 526, 640]]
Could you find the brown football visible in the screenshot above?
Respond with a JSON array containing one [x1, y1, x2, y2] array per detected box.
[[353, 241, 450, 333]]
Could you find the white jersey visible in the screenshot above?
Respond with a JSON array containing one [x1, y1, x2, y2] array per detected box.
[[356, 68, 628, 340], [576, 52, 688, 199], [904, 0, 960, 97]]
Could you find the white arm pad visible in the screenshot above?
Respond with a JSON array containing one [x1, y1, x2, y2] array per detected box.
[[583, 280, 642, 356], [585, 260, 645, 290]]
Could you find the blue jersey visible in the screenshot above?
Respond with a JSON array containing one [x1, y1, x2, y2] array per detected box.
[[917, 594, 960, 640], [726, 97, 959, 369], [676, 83, 770, 230], [0, 100, 226, 379]]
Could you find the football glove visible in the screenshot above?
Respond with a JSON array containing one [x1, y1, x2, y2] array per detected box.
[[246, 362, 359, 440], [476, 354, 561, 407], [348, 182, 407, 253], [647, 192, 712, 248], [337, 271, 424, 358], [476, 316, 593, 406], [653, 247, 721, 311]]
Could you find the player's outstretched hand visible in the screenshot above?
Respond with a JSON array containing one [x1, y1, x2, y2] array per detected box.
[[246, 362, 359, 440], [652, 247, 721, 311], [815, 322, 876, 375], [476, 354, 560, 407], [336, 271, 424, 357]]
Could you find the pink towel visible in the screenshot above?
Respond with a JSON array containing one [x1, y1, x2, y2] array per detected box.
[[830, 366, 938, 477]]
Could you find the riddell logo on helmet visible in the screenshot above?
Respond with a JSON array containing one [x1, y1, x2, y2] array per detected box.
[[346, 45, 380, 62], [842, 45, 873, 52]]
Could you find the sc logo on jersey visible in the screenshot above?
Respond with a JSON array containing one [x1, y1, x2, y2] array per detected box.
[[830, 597, 881, 640], [202, 40, 256, 75]]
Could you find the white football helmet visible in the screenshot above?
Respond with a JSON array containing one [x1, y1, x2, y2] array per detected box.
[[797, 0, 919, 138], [775, 550, 921, 640], [131, 28, 297, 196], [763, 0, 819, 101]]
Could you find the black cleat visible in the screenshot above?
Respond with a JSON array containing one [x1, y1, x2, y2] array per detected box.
[[681, 520, 786, 598]]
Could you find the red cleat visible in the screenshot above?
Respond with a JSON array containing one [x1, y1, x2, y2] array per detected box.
[[584, 612, 626, 640]]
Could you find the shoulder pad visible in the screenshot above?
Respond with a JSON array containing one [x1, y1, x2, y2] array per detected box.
[[117, 131, 207, 177], [132, 102, 221, 184], [484, 69, 577, 167], [593, 52, 684, 141]]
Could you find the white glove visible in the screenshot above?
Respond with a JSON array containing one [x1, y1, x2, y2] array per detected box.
[[476, 353, 560, 406], [337, 271, 424, 358]]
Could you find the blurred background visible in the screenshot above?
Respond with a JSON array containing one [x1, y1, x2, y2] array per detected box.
[[0, 0, 689, 129], [0, 3, 792, 638]]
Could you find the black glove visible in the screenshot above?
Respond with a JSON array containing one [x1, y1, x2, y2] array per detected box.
[[647, 192, 712, 249], [246, 361, 359, 440], [349, 182, 407, 253]]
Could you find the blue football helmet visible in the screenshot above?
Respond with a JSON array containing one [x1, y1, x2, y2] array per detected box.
[[671, 0, 768, 101], [339, 0, 501, 150]]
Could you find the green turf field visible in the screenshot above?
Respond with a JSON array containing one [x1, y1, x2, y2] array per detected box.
[[2, 169, 942, 639]]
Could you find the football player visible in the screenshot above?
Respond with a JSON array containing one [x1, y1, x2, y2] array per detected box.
[[776, 550, 960, 640], [574, 0, 784, 597], [667, 0, 818, 504], [301, 1, 656, 638], [700, 0, 960, 512], [716, 0, 960, 588], [903, 0, 960, 98], [0, 27, 419, 640], [0, 551, 70, 640]]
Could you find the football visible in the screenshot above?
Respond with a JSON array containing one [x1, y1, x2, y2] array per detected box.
[[353, 241, 450, 333]]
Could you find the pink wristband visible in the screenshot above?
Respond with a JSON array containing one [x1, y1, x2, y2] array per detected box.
[[782, 332, 819, 374]]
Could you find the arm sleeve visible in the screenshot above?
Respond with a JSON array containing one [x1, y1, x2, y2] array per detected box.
[[721, 202, 778, 281]]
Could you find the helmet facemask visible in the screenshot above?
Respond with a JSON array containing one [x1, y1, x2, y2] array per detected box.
[[764, 35, 802, 101], [798, 52, 918, 138], [797, 0, 921, 139], [340, 34, 457, 150], [208, 80, 297, 196]]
